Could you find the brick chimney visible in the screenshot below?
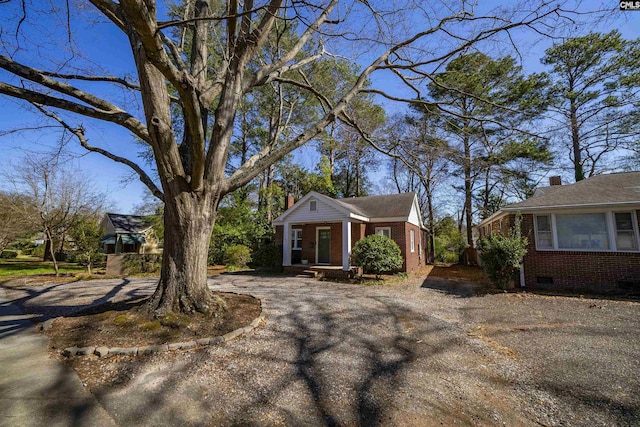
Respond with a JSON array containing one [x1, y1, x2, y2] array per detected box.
[[549, 176, 562, 186], [284, 194, 295, 210]]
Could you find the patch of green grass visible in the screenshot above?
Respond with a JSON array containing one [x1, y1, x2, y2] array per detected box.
[[159, 313, 192, 329], [113, 314, 136, 327], [139, 320, 162, 331], [0, 257, 85, 277]]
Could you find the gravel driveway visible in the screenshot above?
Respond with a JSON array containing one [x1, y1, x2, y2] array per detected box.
[[3, 274, 639, 426]]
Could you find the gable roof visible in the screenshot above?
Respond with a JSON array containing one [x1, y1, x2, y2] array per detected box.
[[273, 191, 423, 227], [335, 192, 417, 218], [504, 171, 640, 211], [106, 213, 152, 234]]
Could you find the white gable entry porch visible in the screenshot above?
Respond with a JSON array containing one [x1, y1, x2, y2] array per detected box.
[[274, 192, 364, 271], [273, 191, 427, 274]]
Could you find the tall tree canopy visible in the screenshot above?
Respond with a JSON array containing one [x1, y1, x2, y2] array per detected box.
[[0, 0, 571, 314], [426, 52, 550, 247], [542, 31, 640, 181]]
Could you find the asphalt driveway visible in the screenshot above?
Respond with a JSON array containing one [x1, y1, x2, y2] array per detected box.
[[2, 274, 639, 426]]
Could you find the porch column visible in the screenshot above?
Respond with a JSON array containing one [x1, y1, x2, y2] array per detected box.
[[342, 220, 352, 271], [283, 222, 292, 266]]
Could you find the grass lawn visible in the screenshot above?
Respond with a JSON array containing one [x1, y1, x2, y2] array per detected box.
[[0, 256, 86, 277]]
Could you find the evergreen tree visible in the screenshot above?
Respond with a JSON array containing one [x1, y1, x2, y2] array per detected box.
[[542, 31, 640, 181]]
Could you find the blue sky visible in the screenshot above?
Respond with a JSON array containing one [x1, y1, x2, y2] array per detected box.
[[0, 1, 638, 213]]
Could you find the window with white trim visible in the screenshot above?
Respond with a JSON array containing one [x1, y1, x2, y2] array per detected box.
[[534, 215, 553, 249], [375, 227, 391, 238], [615, 212, 638, 250], [410, 229, 415, 252], [534, 211, 639, 251], [556, 213, 609, 250], [291, 229, 302, 250]]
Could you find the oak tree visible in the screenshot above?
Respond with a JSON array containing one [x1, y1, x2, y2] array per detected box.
[[0, 0, 570, 314]]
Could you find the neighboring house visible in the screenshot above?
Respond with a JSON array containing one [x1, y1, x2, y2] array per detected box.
[[100, 213, 159, 254], [475, 172, 640, 292], [273, 192, 427, 273]]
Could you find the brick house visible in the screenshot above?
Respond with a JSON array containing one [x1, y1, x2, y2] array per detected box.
[[474, 172, 640, 292], [273, 192, 427, 273]]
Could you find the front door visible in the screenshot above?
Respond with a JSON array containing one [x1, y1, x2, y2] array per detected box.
[[317, 228, 331, 264]]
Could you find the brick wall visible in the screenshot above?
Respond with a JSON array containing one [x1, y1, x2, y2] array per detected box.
[[478, 212, 640, 292], [403, 222, 424, 273], [277, 221, 424, 271], [275, 225, 283, 247], [300, 225, 316, 262], [365, 222, 416, 272], [352, 223, 366, 245], [518, 213, 640, 292]]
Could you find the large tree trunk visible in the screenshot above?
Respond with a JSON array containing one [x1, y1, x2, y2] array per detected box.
[[147, 192, 218, 316], [43, 228, 60, 276], [463, 135, 474, 250], [570, 97, 584, 182], [426, 188, 436, 264]]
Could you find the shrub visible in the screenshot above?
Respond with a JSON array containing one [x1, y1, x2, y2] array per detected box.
[[8, 239, 36, 253], [251, 243, 282, 270], [31, 245, 45, 258], [223, 245, 252, 269], [0, 250, 18, 259], [77, 252, 106, 269], [351, 234, 403, 278], [208, 199, 273, 265], [65, 252, 79, 263], [122, 254, 161, 274], [478, 216, 528, 290], [433, 216, 468, 263]]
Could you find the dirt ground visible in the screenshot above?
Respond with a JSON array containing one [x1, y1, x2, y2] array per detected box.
[[44, 292, 261, 350], [2, 272, 639, 426]]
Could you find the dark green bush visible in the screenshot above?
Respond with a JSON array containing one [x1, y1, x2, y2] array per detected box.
[[223, 245, 252, 269], [31, 245, 45, 258], [251, 243, 282, 270], [8, 239, 36, 253], [0, 250, 18, 259], [75, 252, 106, 269], [122, 254, 161, 274], [351, 234, 403, 278], [478, 217, 528, 289], [65, 252, 78, 263], [208, 196, 273, 265]]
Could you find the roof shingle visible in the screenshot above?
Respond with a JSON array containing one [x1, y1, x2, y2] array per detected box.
[[334, 192, 416, 218], [505, 171, 640, 210], [107, 213, 152, 234]]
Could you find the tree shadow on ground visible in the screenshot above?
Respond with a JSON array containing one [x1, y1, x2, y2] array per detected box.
[[199, 293, 469, 426], [0, 276, 570, 426], [52, 278, 491, 427], [538, 379, 640, 425], [0, 278, 154, 426], [0, 278, 153, 338], [420, 275, 482, 298]]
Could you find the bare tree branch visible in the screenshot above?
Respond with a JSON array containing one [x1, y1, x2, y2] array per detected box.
[[32, 103, 164, 201], [0, 81, 150, 142]]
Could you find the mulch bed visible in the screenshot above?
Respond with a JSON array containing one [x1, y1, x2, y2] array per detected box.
[[45, 291, 261, 350]]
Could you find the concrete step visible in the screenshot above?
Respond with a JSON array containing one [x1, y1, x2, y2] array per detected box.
[[294, 270, 321, 279]]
